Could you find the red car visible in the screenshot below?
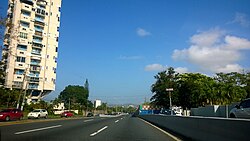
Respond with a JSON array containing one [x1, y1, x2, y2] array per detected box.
[[61, 111, 74, 118], [0, 108, 23, 121]]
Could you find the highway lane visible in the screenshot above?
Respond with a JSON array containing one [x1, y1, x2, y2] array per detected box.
[[0, 115, 179, 141]]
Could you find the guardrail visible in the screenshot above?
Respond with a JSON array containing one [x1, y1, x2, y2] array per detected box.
[[138, 115, 249, 141]]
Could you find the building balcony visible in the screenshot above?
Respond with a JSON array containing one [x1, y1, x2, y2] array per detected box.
[[30, 61, 40, 66], [30, 66, 41, 72], [34, 31, 43, 37], [29, 73, 40, 78], [28, 84, 39, 89], [35, 17, 44, 23], [20, 0, 34, 6], [34, 27, 43, 32], [12, 81, 23, 89], [34, 20, 45, 26], [33, 38, 42, 43], [31, 51, 41, 56], [35, 12, 45, 17], [29, 77, 40, 83], [32, 42, 43, 49], [36, 0, 47, 6]]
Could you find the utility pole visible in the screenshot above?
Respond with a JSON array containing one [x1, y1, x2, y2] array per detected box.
[[20, 79, 29, 111], [20, 67, 29, 111], [17, 68, 28, 109], [69, 98, 71, 111], [166, 88, 174, 115]]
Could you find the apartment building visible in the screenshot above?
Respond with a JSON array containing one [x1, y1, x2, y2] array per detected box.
[[2, 0, 62, 104]]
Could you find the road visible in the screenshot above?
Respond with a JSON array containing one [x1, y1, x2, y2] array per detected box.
[[0, 115, 179, 141]]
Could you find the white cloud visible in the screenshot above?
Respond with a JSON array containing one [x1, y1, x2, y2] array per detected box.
[[172, 28, 250, 73], [119, 55, 143, 60], [190, 28, 224, 46], [232, 12, 250, 28], [145, 64, 166, 71], [137, 28, 151, 37], [175, 67, 189, 74]]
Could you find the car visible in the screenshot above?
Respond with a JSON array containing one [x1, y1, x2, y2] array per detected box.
[[28, 109, 48, 119], [61, 111, 74, 118], [87, 112, 94, 117], [229, 98, 250, 119], [160, 109, 177, 115], [0, 108, 23, 121]]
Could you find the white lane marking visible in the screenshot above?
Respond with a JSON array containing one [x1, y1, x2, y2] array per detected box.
[[139, 118, 182, 141], [84, 119, 94, 122], [120, 118, 123, 120], [115, 120, 119, 123], [15, 125, 62, 135], [90, 126, 108, 137]]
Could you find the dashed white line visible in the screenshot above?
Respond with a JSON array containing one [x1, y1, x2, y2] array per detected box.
[[15, 125, 62, 135], [90, 126, 108, 137], [84, 119, 94, 122], [115, 120, 119, 123], [120, 118, 123, 120]]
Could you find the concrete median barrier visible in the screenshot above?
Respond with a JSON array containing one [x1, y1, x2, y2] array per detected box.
[[138, 115, 249, 141]]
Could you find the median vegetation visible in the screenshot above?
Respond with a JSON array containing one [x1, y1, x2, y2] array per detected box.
[[150, 67, 250, 109]]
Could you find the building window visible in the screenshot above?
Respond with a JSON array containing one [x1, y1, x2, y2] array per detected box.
[[17, 44, 27, 51], [30, 59, 41, 65], [36, 8, 46, 15], [33, 36, 43, 43], [34, 25, 43, 32], [53, 67, 56, 73], [19, 32, 28, 39], [35, 15, 44, 22], [16, 56, 26, 63], [20, 21, 30, 28], [21, 10, 31, 16], [14, 69, 24, 75]]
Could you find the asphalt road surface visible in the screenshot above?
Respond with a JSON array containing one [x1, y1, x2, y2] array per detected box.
[[0, 115, 179, 141]]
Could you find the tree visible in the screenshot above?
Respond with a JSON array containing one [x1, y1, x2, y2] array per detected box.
[[177, 73, 216, 108], [214, 72, 247, 104], [58, 85, 89, 110], [0, 15, 6, 85], [245, 72, 250, 98], [84, 79, 89, 93], [96, 103, 107, 111], [0, 88, 19, 108], [150, 66, 248, 109], [150, 67, 179, 108]]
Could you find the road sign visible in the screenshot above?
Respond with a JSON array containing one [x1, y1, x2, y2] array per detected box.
[[166, 88, 174, 91]]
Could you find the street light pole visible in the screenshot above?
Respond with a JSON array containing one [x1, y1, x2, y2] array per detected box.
[[166, 88, 173, 115]]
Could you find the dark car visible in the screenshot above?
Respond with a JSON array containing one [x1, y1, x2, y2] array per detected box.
[[61, 111, 74, 118], [0, 108, 23, 121], [230, 98, 250, 119], [87, 112, 93, 117]]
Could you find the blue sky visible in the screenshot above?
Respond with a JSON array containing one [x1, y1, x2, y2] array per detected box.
[[1, 0, 250, 104]]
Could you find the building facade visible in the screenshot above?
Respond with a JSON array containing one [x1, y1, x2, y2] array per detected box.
[[94, 100, 101, 108], [2, 0, 62, 104]]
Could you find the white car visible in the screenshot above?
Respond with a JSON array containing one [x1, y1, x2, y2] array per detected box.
[[229, 98, 250, 119], [28, 109, 48, 119]]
